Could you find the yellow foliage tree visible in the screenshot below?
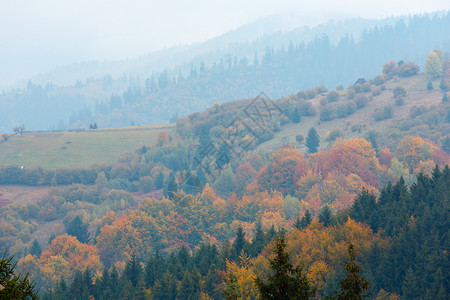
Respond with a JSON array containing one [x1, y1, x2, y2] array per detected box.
[[39, 234, 103, 287], [425, 50, 443, 78]]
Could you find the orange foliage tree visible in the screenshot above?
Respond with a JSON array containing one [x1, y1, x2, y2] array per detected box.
[[249, 147, 310, 195], [39, 234, 103, 288], [252, 219, 387, 295]]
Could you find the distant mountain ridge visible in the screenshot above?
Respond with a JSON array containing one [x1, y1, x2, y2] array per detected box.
[[0, 11, 449, 132], [15, 14, 409, 88]]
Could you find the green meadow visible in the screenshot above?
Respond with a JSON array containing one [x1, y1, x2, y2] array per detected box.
[[0, 124, 175, 169]]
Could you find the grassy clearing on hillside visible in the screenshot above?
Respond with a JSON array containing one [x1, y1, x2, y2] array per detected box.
[[0, 124, 175, 169], [256, 74, 445, 153]]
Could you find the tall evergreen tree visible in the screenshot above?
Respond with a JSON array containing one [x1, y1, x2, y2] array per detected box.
[[292, 107, 301, 123], [335, 244, 370, 300], [135, 276, 149, 300], [401, 267, 420, 300], [204, 264, 223, 299], [123, 253, 143, 287], [306, 127, 320, 153], [66, 215, 90, 244], [254, 235, 315, 299], [233, 225, 247, 260], [251, 221, 266, 256], [29, 239, 42, 257], [110, 266, 120, 299], [177, 269, 201, 300], [54, 276, 68, 300], [145, 251, 165, 287], [318, 205, 333, 227], [300, 210, 312, 229]]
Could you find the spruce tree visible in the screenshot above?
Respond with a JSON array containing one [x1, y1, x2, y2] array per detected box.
[[233, 225, 247, 260], [153, 272, 177, 300], [29, 239, 42, 257], [69, 270, 84, 299], [135, 276, 149, 300], [401, 267, 420, 299], [336, 244, 370, 300], [110, 266, 120, 299], [145, 251, 164, 287], [155, 171, 164, 189], [300, 210, 312, 229], [294, 216, 302, 230], [204, 264, 222, 299], [318, 205, 333, 227], [254, 235, 314, 299], [55, 276, 68, 300], [251, 221, 266, 256], [292, 107, 301, 123], [177, 270, 200, 300], [66, 215, 90, 244], [306, 127, 320, 153], [123, 253, 142, 287]]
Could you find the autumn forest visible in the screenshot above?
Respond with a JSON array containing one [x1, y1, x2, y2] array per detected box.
[[1, 9, 450, 300]]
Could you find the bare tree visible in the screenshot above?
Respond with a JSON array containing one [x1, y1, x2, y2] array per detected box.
[[13, 125, 25, 136]]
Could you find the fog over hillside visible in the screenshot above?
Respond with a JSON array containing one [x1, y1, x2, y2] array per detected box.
[[0, 11, 448, 132]]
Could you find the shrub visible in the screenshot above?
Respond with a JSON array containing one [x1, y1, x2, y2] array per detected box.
[[353, 83, 362, 93], [336, 84, 344, 90], [336, 103, 356, 118], [372, 75, 386, 86], [320, 105, 335, 121], [355, 95, 369, 109], [427, 81, 433, 91], [382, 60, 398, 79], [296, 90, 307, 99], [361, 82, 372, 92], [295, 135, 304, 143], [351, 124, 363, 133], [316, 85, 328, 94], [397, 62, 420, 77], [395, 98, 404, 106], [410, 105, 428, 118], [327, 90, 340, 102], [326, 128, 344, 142], [347, 89, 355, 99], [306, 88, 318, 99], [373, 105, 393, 121], [393, 86, 407, 98], [298, 101, 313, 116]]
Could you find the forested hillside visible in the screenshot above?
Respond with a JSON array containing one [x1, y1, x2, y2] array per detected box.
[[0, 12, 449, 131], [1, 37, 449, 299], [12, 167, 447, 299]]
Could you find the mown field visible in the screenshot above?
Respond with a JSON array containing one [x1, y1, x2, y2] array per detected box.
[[0, 124, 175, 169]]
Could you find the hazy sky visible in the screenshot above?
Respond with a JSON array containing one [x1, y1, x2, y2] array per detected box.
[[1, 0, 449, 87]]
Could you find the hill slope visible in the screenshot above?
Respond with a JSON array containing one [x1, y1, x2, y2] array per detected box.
[[0, 124, 174, 169], [257, 74, 447, 153]]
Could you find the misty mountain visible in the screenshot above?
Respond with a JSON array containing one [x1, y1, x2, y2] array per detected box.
[[15, 14, 405, 88], [0, 12, 449, 132]]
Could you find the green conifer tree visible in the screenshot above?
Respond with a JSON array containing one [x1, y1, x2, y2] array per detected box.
[[254, 235, 315, 299], [318, 205, 333, 227], [336, 244, 370, 300], [306, 127, 320, 153], [29, 239, 42, 257]]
